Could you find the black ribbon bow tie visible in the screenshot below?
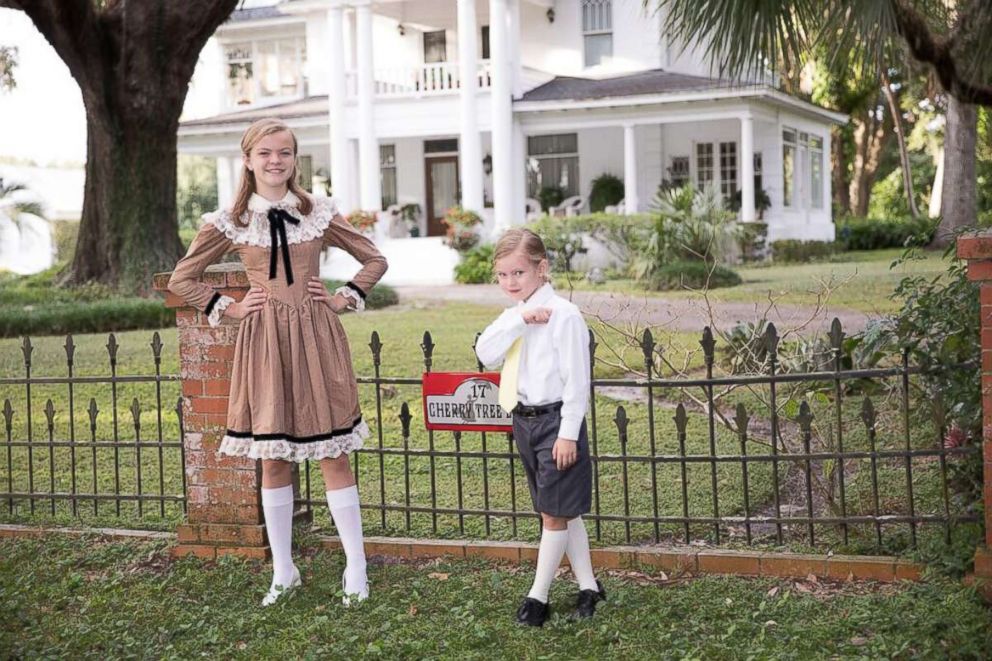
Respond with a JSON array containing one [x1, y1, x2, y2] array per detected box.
[[266, 207, 301, 285]]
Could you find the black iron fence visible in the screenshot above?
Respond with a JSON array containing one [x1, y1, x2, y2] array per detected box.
[[0, 320, 981, 555], [0, 333, 186, 526]]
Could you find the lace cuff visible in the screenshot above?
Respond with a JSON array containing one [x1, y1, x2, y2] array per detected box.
[[333, 286, 366, 312], [206, 295, 235, 327]]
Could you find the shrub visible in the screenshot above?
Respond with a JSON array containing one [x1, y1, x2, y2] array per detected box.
[[0, 298, 175, 338], [835, 216, 936, 251], [527, 215, 590, 273], [726, 188, 772, 219], [645, 260, 741, 291], [324, 279, 398, 310], [588, 173, 624, 213], [346, 210, 378, 233], [771, 240, 837, 263], [737, 222, 768, 262], [453, 244, 494, 284]]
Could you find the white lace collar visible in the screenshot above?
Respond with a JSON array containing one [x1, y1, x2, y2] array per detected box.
[[203, 195, 340, 248], [248, 191, 300, 213]]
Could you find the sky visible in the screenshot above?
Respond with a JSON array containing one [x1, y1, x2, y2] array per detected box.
[[0, 9, 87, 165]]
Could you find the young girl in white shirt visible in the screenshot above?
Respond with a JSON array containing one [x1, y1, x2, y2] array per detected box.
[[476, 228, 604, 627]]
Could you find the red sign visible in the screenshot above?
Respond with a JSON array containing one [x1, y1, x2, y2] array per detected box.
[[422, 372, 513, 432]]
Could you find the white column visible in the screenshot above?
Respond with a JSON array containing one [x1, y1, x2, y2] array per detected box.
[[623, 124, 639, 214], [740, 114, 756, 222], [216, 156, 235, 210], [356, 0, 381, 211], [327, 4, 351, 211], [509, 0, 522, 97], [512, 119, 526, 224], [457, 0, 483, 213], [490, 0, 514, 233]]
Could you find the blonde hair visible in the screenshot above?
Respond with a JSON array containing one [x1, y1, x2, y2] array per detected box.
[[230, 117, 313, 225], [492, 228, 551, 282]]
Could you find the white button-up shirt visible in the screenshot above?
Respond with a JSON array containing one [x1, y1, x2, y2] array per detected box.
[[475, 283, 591, 440]]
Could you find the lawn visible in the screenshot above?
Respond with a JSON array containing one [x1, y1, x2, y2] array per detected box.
[[557, 248, 948, 315], [2, 534, 991, 659]]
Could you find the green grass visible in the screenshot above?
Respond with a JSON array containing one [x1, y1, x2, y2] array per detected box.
[[557, 248, 948, 315], [2, 535, 991, 659]]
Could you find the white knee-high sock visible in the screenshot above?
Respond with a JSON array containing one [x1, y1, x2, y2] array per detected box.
[[326, 485, 367, 595], [527, 528, 568, 603], [565, 516, 599, 591], [261, 485, 296, 588]]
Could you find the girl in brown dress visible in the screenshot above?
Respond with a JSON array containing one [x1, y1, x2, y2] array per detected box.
[[168, 117, 387, 606]]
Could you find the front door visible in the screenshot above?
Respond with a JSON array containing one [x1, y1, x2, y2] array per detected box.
[[425, 155, 459, 237]]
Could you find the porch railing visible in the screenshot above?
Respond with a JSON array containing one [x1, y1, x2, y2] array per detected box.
[[345, 60, 493, 99]]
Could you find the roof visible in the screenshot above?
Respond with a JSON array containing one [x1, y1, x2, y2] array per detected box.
[[181, 96, 329, 129], [520, 69, 740, 102], [227, 5, 285, 23]]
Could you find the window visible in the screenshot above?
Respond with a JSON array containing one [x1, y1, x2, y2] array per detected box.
[[297, 155, 313, 193], [696, 143, 714, 190], [380, 144, 397, 209], [782, 129, 796, 207], [481, 26, 490, 60], [669, 156, 690, 187], [527, 133, 580, 198], [424, 30, 447, 63], [425, 138, 459, 154], [224, 37, 305, 107], [808, 136, 823, 209], [582, 0, 613, 67], [719, 142, 737, 198]]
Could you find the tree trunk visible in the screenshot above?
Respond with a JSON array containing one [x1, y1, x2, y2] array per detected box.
[[66, 109, 185, 293], [881, 71, 920, 218], [932, 96, 978, 247], [831, 126, 851, 214], [848, 108, 891, 217]]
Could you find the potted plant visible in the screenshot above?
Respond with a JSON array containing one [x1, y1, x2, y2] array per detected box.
[[400, 202, 421, 237], [441, 206, 482, 252], [346, 209, 378, 236]]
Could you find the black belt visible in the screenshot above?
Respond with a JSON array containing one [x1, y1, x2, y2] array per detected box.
[[512, 401, 563, 418]]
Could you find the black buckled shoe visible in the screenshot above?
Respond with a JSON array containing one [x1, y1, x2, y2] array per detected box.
[[572, 580, 606, 619], [515, 597, 549, 627]]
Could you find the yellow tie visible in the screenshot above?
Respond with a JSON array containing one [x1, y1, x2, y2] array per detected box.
[[498, 337, 523, 414]]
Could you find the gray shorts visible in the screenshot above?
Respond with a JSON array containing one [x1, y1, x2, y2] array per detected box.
[[512, 406, 591, 519]]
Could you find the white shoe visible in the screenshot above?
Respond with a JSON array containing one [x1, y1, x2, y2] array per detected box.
[[262, 566, 301, 607], [341, 569, 369, 607]]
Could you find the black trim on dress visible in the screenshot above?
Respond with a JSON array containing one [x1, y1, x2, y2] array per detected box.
[[204, 292, 222, 317], [225, 415, 364, 444], [344, 281, 367, 300]]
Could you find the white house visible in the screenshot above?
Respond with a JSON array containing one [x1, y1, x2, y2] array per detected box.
[[178, 0, 845, 284]]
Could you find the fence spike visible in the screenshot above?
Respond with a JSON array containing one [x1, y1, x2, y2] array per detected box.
[[734, 402, 749, 435], [673, 402, 688, 434], [174, 397, 184, 424], [21, 336, 32, 368], [44, 399, 56, 430], [860, 397, 876, 430], [88, 398, 99, 430], [614, 405, 629, 436], [764, 322, 779, 359], [472, 332, 484, 371], [106, 333, 119, 366], [420, 331, 435, 370], [369, 330, 383, 366], [796, 400, 814, 430], [588, 328, 598, 361], [641, 328, 655, 371], [130, 398, 141, 430], [700, 326, 716, 366], [3, 399, 14, 433], [150, 332, 163, 362], [398, 402, 412, 437], [64, 333, 75, 366], [828, 318, 844, 351]]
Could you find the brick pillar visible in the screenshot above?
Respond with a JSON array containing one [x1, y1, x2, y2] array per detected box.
[[956, 232, 992, 594], [154, 262, 305, 560]]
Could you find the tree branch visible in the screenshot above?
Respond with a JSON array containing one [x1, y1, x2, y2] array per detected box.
[[891, 0, 992, 105]]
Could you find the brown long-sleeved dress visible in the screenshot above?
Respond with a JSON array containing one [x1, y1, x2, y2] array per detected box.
[[168, 192, 387, 462]]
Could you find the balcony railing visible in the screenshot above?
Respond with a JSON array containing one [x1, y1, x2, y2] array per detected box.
[[345, 60, 493, 100]]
